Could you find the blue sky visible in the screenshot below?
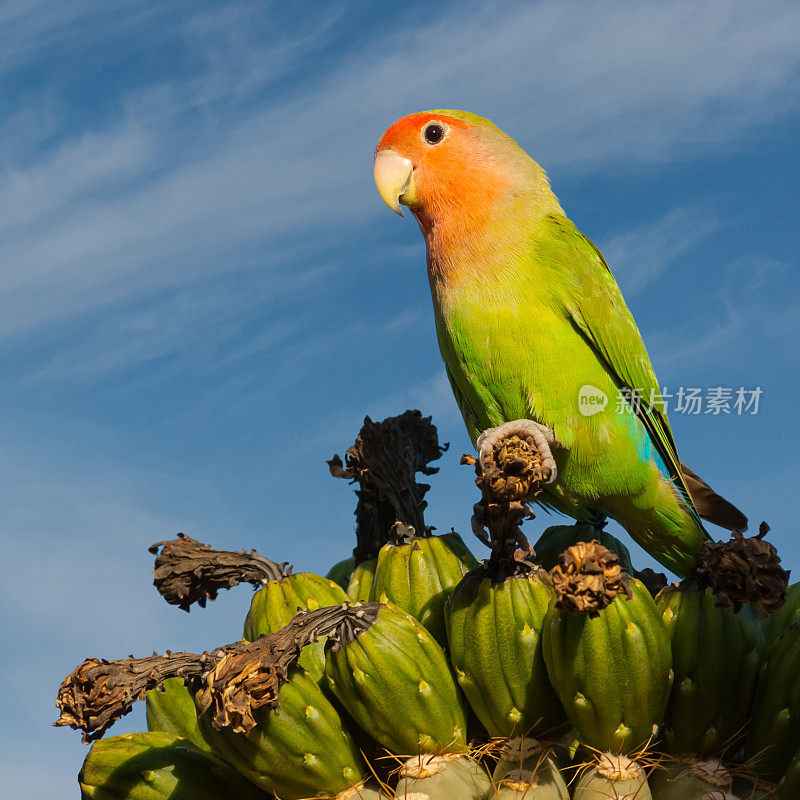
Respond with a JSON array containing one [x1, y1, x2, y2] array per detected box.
[[1, 0, 799, 795]]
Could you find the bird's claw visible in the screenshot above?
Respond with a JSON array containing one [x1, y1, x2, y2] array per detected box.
[[477, 419, 558, 484]]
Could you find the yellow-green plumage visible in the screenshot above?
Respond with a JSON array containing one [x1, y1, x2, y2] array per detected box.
[[436, 212, 705, 574], [376, 109, 746, 576]]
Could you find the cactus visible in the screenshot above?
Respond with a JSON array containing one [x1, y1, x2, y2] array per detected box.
[[145, 677, 210, 753], [543, 543, 673, 753], [57, 608, 382, 800], [448, 429, 564, 738], [197, 667, 366, 800], [649, 758, 733, 799], [493, 766, 569, 800], [372, 530, 478, 645], [348, 558, 378, 601], [763, 582, 800, 650], [573, 753, 652, 800], [324, 602, 468, 755], [446, 566, 564, 737], [492, 739, 569, 800], [332, 411, 475, 645], [239, 564, 348, 639], [656, 583, 763, 755], [749, 621, 800, 781], [395, 753, 492, 800], [327, 556, 356, 590], [778, 743, 800, 799], [78, 731, 268, 800], [533, 524, 634, 575], [330, 410, 448, 611], [55, 411, 798, 800], [243, 567, 349, 678], [340, 787, 395, 799], [148, 534, 349, 680]]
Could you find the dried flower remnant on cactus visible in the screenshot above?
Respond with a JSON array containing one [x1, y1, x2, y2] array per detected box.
[[54, 651, 216, 743], [694, 522, 790, 613], [549, 541, 633, 616], [462, 431, 547, 570], [198, 604, 380, 734], [328, 410, 446, 560], [149, 533, 293, 611], [633, 567, 670, 597], [55, 603, 382, 742]]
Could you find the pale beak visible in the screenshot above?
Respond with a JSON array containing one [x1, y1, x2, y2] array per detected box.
[[374, 150, 414, 217]]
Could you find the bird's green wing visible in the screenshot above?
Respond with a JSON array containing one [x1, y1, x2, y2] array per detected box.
[[538, 213, 699, 517]]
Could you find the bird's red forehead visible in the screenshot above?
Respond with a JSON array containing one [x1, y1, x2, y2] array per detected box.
[[377, 112, 468, 153]]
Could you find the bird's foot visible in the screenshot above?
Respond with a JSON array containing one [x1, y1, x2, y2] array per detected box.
[[477, 419, 558, 484]]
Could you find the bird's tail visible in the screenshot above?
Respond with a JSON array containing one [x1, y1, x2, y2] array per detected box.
[[678, 461, 748, 532]]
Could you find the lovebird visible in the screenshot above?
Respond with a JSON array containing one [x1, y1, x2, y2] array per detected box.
[[373, 110, 746, 576]]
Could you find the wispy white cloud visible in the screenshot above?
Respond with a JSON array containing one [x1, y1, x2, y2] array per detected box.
[[3, 6, 797, 798], [649, 256, 796, 367], [341, 0, 800, 168], [601, 203, 719, 295], [0, 0, 797, 373], [0, 0, 168, 78]]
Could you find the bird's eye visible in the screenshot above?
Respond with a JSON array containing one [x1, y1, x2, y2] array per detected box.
[[423, 123, 446, 145]]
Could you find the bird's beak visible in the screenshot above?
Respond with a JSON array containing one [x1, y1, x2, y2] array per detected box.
[[374, 150, 414, 217]]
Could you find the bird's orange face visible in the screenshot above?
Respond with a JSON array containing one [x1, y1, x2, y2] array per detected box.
[[374, 112, 509, 236]]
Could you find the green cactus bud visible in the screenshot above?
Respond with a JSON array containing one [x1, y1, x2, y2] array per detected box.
[[348, 558, 377, 601], [197, 667, 366, 800], [778, 743, 800, 800], [371, 530, 479, 645], [763, 583, 800, 651], [492, 739, 569, 800], [532, 524, 635, 574], [244, 569, 349, 679], [494, 766, 570, 800], [327, 556, 356, 590], [656, 584, 763, 755], [573, 754, 652, 800], [395, 754, 492, 800], [145, 678, 210, 753], [445, 566, 564, 737], [78, 731, 268, 800], [543, 543, 672, 753], [648, 758, 733, 800], [749, 621, 800, 781], [324, 602, 467, 755], [149, 535, 349, 680]]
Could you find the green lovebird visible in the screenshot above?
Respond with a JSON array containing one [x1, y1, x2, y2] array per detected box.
[[373, 110, 746, 576]]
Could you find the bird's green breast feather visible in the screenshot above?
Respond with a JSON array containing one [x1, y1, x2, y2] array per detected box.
[[434, 213, 680, 506]]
